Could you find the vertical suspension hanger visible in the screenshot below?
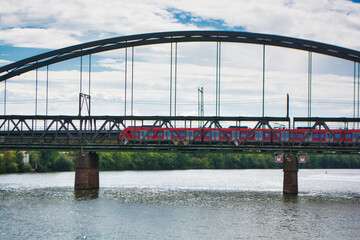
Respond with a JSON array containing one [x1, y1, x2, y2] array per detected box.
[[88, 54, 91, 116], [170, 40, 173, 117], [46, 65, 49, 116], [216, 40, 219, 117], [45, 65, 49, 130], [88, 54, 92, 133], [35, 64, 38, 116], [124, 46, 127, 117], [308, 51, 312, 127], [79, 51, 83, 116], [131, 46, 134, 117], [4, 79, 6, 116], [35, 64, 39, 130], [215, 40, 221, 117], [262, 44, 266, 118], [175, 41, 177, 125], [358, 62, 360, 129], [354, 61, 356, 129]]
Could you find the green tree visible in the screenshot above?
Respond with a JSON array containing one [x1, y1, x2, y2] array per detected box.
[[53, 155, 74, 171], [0, 154, 6, 173]]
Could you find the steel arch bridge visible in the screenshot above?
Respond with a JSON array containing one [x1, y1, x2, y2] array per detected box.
[[0, 31, 360, 153], [1, 30, 359, 81]]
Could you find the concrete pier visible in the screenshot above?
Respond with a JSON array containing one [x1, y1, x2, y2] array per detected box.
[[283, 155, 298, 195], [75, 152, 99, 190]]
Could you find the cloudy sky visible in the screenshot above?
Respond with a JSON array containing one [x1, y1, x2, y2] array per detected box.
[[0, 0, 360, 126]]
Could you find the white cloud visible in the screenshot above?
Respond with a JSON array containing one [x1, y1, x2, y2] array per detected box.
[[0, 0, 358, 49], [0, 0, 359, 119], [0, 59, 12, 66], [0, 28, 81, 48]]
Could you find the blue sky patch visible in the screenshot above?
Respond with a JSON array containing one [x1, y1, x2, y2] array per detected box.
[[168, 8, 245, 31]]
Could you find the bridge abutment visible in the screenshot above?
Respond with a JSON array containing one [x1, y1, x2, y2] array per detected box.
[[75, 152, 99, 190], [283, 155, 298, 195]]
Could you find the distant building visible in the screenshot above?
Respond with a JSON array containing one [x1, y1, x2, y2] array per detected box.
[[22, 151, 30, 165]]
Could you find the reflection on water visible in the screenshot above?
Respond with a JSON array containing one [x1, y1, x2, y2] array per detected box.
[[74, 189, 99, 200], [0, 169, 359, 240], [282, 193, 299, 203]]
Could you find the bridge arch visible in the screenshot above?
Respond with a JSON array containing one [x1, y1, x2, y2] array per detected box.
[[0, 30, 359, 82]]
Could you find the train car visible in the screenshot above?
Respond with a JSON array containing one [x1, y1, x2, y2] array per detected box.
[[119, 126, 360, 145]]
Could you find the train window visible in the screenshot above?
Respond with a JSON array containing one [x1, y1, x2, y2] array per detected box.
[[249, 133, 254, 138], [298, 134, 303, 138], [148, 132, 154, 137], [205, 132, 210, 137], [195, 132, 201, 137], [241, 133, 246, 138], [284, 133, 289, 138], [226, 133, 231, 137], [187, 132, 193, 137], [327, 133, 333, 138], [134, 131, 139, 136], [276, 133, 280, 138], [313, 134, 319, 139], [213, 132, 218, 137], [158, 132, 163, 137], [321, 134, 325, 138], [264, 133, 270, 138], [172, 132, 178, 137], [290, 133, 295, 138], [179, 132, 185, 137], [346, 134, 351, 139], [141, 130, 147, 137], [335, 134, 341, 139]]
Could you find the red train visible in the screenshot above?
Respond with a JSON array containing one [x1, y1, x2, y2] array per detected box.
[[119, 126, 360, 144]]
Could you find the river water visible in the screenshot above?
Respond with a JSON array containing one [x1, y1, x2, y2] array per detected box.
[[1, 169, 359, 239]]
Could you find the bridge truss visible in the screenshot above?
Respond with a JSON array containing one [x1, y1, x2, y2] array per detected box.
[[1, 115, 360, 153]]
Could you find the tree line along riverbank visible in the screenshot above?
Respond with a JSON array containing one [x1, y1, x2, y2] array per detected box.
[[1, 150, 360, 174]]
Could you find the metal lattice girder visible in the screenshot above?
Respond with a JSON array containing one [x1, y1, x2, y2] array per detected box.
[[1, 115, 360, 153], [293, 117, 360, 147], [1, 31, 359, 82]]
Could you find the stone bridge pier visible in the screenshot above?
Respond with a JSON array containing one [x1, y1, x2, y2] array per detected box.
[[75, 152, 99, 190], [283, 155, 298, 194]]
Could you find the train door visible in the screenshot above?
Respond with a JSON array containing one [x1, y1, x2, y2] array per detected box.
[[326, 132, 333, 143], [320, 132, 326, 142], [164, 130, 171, 140], [232, 131, 239, 141], [353, 132, 360, 144], [281, 131, 289, 142], [255, 131, 263, 141], [212, 131, 219, 141], [187, 130, 194, 141], [140, 130, 147, 140]]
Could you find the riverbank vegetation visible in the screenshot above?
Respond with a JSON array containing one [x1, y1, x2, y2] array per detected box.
[[1, 150, 360, 174]]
